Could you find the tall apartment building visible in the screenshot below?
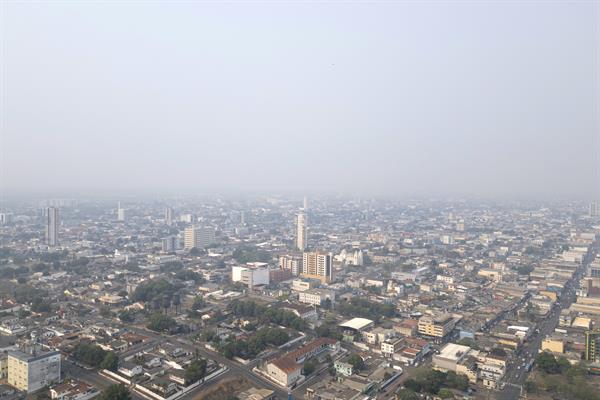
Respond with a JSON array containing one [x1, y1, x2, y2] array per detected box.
[[162, 236, 178, 252], [588, 263, 600, 278], [184, 226, 215, 250], [180, 214, 195, 223], [45, 207, 59, 246], [301, 251, 333, 284], [585, 329, 600, 362], [279, 254, 302, 276], [296, 212, 307, 251], [7, 349, 61, 393], [165, 207, 174, 225], [0, 212, 13, 225], [117, 202, 126, 222], [590, 202, 599, 217]]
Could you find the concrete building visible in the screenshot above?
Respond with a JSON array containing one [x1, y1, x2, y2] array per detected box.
[[184, 226, 215, 250], [381, 338, 405, 357], [164, 207, 174, 226], [45, 207, 59, 246], [50, 380, 98, 400], [266, 357, 301, 387], [433, 343, 505, 389], [117, 202, 125, 222], [333, 361, 353, 376], [180, 214, 195, 223], [8, 349, 61, 393], [585, 329, 600, 362], [339, 318, 375, 334], [232, 264, 270, 287], [266, 338, 339, 387], [0, 213, 13, 225], [432, 343, 478, 383], [301, 251, 333, 284], [541, 337, 565, 354], [590, 201, 598, 217], [279, 254, 302, 276], [418, 314, 457, 339], [291, 279, 318, 292], [296, 212, 307, 251], [298, 289, 334, 307], [161, 236, 178, 253]]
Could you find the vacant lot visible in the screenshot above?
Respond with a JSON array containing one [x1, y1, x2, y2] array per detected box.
[[191, 377, 253, 400]]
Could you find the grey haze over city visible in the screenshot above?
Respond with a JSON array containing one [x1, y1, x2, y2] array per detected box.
[[1, 1, 599, 198]]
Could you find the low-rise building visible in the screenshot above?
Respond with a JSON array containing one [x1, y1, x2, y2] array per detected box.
[[298, 289, 334, 307], [265, 338, 339, 387], [50, 380, 99, 400]]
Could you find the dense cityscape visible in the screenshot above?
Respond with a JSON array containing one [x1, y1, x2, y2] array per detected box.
[[0, 197, 598, 400], [2, 0, 598, 399]]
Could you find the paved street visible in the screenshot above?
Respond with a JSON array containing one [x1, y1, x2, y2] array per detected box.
[[496, 244, 596, 400]]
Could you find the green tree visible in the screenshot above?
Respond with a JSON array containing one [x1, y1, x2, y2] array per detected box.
[[524, 380, 537, 394], [147, 313, 177, 333], [517, 265, 534, 275], [72, 343, 107, 368], [536, 352, 559, 374], [303, 358, 316, 376], [490, 347, 507, 357], [99, 306, 112, 318], [98, 384, 131, 400], [404, 379, 422, 393], [184, 359, 207, 385], [100, 352, 119, 372], [31, 298, 51, 313], [118, 309, 137, 323], [232, 246, 271, 263], [396, 388, 419, 400], [133, 279, 178, 302], [438, 388, 455, 399], [457, 337, 479, 350], [347, 353, 364, 371]]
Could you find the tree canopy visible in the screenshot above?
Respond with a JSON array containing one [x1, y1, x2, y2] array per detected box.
[[147, 313, 178, 333], [184, 359, 207, 385], [133, 279, 179, 302], [337, 296, 396, 321], [228, 300, 307, 330], [72, 343, 118, 371], [99, 385, 131, 400]]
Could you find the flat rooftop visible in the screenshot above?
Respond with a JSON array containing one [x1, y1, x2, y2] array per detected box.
[[339, 317, 374, 331], [438, 343, 472, 361]]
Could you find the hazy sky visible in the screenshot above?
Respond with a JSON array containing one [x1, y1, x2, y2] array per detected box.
[[1, 1, 598, 199]]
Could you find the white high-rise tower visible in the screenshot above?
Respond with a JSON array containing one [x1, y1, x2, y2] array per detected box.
[[165, 207, 174, 225], [117, 202, 126, 221], [45, 207, 59, 246], [296, 212, 307, 251]]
